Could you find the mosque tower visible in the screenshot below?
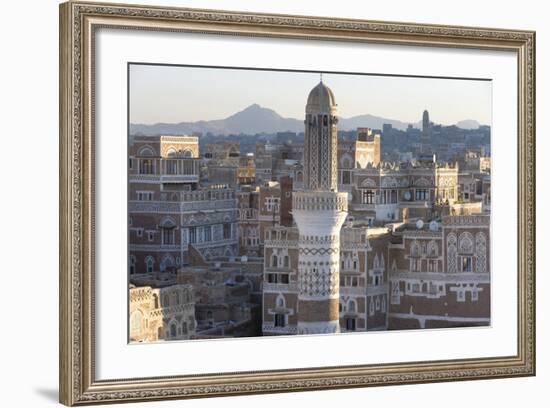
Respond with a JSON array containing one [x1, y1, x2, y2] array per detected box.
[[421, 109, 431, 153], [292, 79, 348, 334]]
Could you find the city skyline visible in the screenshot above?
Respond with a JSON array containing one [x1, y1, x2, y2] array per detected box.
[[129, 64, 492, 127], [128, 73, 491, 343]]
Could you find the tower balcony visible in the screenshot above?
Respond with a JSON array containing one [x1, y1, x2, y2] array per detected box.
[[292, 191, 348, 237]]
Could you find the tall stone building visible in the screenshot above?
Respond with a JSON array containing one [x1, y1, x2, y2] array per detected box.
[[292, 81, 348, 334], [421, 109, 432, 152], [128, 135, 238, 274]]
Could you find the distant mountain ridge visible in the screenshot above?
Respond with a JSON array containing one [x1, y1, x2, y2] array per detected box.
[[130, 104, 482, 136], [455, 119, 482, 130]]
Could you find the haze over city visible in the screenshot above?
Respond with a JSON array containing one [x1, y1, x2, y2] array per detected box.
[[129, 64, 492, 127]]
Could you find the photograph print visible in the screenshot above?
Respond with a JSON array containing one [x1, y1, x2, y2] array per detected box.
[[127, 64, 491, 342]]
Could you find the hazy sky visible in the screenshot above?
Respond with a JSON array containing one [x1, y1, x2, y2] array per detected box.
[[129, 64, 492, 126]]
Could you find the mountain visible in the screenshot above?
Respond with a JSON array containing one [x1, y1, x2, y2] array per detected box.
[[130, 104, 303, 136], [455, 119, 481, 130], [131, 104, 484, 136]]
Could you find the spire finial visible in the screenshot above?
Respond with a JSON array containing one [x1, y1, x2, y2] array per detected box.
[[320, 73, 323, 83]]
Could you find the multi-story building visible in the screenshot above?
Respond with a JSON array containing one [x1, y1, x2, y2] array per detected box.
[[177, 259, 262, 338], [349, 161, 460, 224], [237, 154, 256, 185], [236, 186, 261, 257], [236, 175, 295, 257], [421, 109, 432, 152], [263, 215, 490, 334], [129, 280, 196, 342], [204, 141, 240, 160], [388, 215, 490, 329], [254, 142, 304, 186], [202, 142, 242, 187], [128, 135, 239, 274]]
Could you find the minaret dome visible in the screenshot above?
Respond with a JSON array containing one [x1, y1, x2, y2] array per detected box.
[[306, 81, 337, 115]]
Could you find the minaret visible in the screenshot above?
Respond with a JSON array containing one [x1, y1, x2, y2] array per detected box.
[[293, 80, 348, 334], [421, 109, 431, 153], [422, 109, 430, 134]]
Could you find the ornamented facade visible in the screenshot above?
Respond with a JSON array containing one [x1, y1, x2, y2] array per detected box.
[[262, 214, 490, 334], [128, 135, 238, 275], [129, 281, 196, 342], [292, 81, 348, 334]]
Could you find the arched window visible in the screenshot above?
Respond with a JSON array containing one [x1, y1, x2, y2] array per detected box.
[[182, 322, 188, 334], [272, 254, 278, 268], [458, 232, 474, 254], [348, 299, 357, 313], [145, 256, 154, 273], [138, 146, 155, 175], [160, 256, 175, 273], [475, 232, 487, 273], [446, 233, 457, 273], [138, 146, 155, 157], [130, 310, 143, 337], [170, 323, 177, 338], [166, 148, 178, 158], [276, 295, 285, 309], [410, 241, 421, 258], [361, 178, 376, 188], [373, 253, 380, 269], [415, 177, 430, 187], [427, 240, 438, 257], [160, 218, 176, 246], [341, 155, 352, 169]]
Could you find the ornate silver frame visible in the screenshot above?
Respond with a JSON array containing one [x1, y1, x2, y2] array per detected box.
[[59, 1, 536, 405]]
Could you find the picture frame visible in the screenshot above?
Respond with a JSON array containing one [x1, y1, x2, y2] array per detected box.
[[59, 1, 536, 405]]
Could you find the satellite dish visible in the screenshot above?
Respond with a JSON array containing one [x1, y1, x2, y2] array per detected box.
[[429, 220, 439, 231], [416, 220, 424, 230], [404, 191, 411, 201]]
